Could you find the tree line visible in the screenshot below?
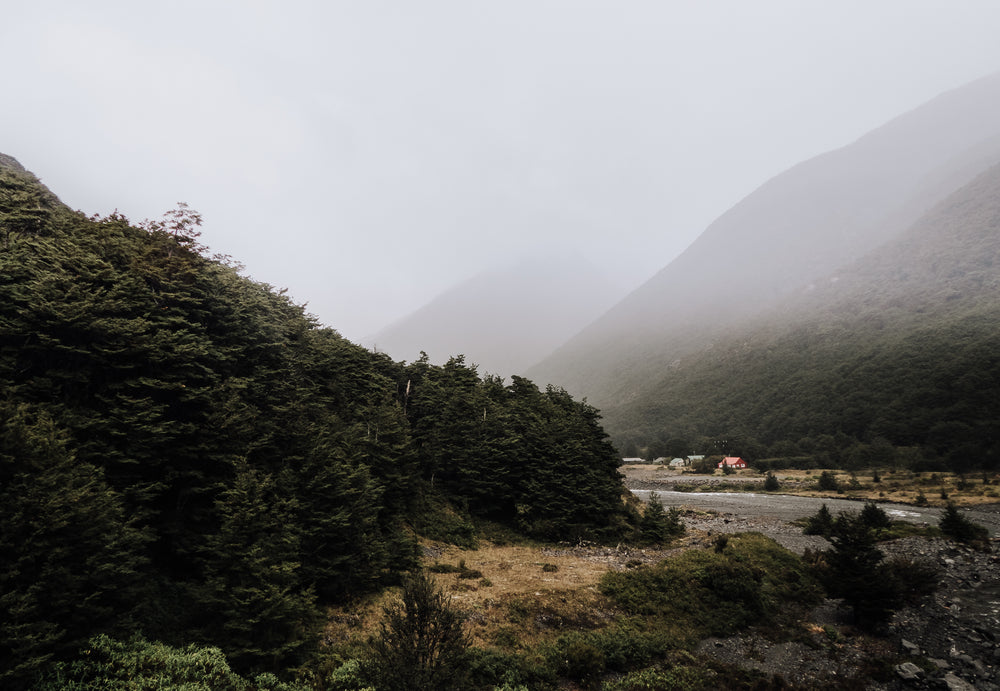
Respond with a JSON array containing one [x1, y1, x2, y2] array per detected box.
[[606, 306, 1000, 473], [0, 166, 629, 688]]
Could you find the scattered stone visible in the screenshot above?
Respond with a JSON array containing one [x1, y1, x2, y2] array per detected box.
[[942, 672, 977, 691], [929, 658, 951, 670], [902, 638, 921, 655], [896, 661, 923, 681]]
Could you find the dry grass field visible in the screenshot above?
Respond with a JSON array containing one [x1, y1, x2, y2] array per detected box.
[[322, 538, 681, 655]]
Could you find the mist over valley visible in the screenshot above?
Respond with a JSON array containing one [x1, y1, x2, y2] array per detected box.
[[5, 5, 1000, 686]]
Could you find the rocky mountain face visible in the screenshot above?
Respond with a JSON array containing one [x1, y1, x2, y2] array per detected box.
[[526, 71, 1000, 410]]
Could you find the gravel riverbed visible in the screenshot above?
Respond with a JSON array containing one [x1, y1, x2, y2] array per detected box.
[[624, 478, 1000, 689]]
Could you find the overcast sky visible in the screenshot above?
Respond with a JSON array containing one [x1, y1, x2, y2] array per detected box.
[[4, 1, 1000, 341]]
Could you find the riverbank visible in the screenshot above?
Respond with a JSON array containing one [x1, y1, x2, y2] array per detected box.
[[622, 463, 1000, 507], [622, 467, 1000, 689]]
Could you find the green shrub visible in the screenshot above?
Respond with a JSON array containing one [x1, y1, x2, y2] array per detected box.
[[713, 534, 729, 552], [326, 659, 375, 691], [803, 503, 834, 536], [557, 637, 605, 688], [599, 534, 820, 639], [859, 501, 891, 532], [883, 558, 939, 605], [413, 501, 478, 549], [939, 502, 990, 546], [763, 473, 781, 491], [35, 634, 308, 691], [464, 647, 546, 690], [691, 457, 718, 474], [636, 493, 685, 544], [601, 664, 715, 691], [816, 471, 840, 491], [818, 513, 901, 630]]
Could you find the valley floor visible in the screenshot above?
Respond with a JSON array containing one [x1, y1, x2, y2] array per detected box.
[[324, 499, 999, 690]]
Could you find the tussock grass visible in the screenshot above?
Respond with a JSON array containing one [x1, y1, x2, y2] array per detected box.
[[321, 533, 828, 689]]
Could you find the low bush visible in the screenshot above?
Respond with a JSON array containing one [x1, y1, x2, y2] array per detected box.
[[816, 471, 840, 492], [412, 500, 478, 549], [635, 493, 685, 544], [883, 558, 939, 605], [601, 664, 715, 691], [859, 501, 891, 532], [939, 502, 990, 547], [802, 503, 834, 537], [599, 534, 821, 639], [815, 512, 927, 630], [34, 635, 307, 691], [464, 647, 549, 690]]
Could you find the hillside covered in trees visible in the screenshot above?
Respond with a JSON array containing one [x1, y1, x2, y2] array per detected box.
[[605, 161, 1000, 469], [526, 73, 1000, 471], [0, 156, 630, 688]]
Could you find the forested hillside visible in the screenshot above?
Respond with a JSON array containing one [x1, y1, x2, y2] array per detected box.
[[604, 161, 1000, 471], [0, 158, 629, 688]]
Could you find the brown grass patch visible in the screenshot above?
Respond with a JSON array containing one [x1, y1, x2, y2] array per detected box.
[[320, 538, 687, 653]]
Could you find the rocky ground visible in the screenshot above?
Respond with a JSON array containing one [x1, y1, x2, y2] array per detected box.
[[616, 468, 1000, 689], [661, 506, 1000, 690]]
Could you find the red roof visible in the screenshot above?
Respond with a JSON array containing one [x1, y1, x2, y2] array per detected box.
[[719, 456, 747, 467]]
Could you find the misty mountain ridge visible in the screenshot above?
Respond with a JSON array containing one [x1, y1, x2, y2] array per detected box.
[[527, 70, 1000, 411], [365, 253, 625, 375], [600, 158, 1000, 464]]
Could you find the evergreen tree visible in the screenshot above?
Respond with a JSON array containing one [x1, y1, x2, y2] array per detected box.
[[821, 513, 900, 629], [859, 500, 891, 533], [939, 501, 989, 545], [0, 403, 149, 690], [368, 571, 470, 691], [194, 460, 318, 672], [764, 472, 781, 491], [0, 168, 56, 245], [292, 424, 389, 600], [803, 503, 834, 537], [637, 493, 685, 544]]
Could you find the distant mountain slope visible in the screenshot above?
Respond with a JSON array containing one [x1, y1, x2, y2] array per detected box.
[[602, 160, 1000, 468], [366, 254, 623, 375], [527, 71, 1000, 408]]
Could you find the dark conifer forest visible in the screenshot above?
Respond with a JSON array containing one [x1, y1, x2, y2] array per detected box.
[[0, 160, 629, 687]]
